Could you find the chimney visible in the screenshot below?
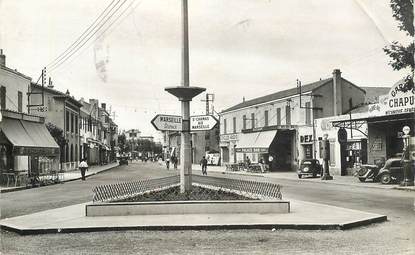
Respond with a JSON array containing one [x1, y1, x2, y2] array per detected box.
[[65, 89, 70, 95], [101, 103, 106, 110], [332, 69, 342, 116], [243, 96, 245, 102], [0, 49, 5, 67]]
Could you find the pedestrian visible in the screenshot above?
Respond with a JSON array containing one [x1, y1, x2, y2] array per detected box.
[[79, 158, 89, 181], [245, 156, 251, 170], [166, 157, 170, 170], [173, 155, 178, 170], [259, 157, 265, 173], [200, 156, 208, 175]]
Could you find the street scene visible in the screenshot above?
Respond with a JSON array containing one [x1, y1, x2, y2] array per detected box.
[[0, 0, 414, 254]]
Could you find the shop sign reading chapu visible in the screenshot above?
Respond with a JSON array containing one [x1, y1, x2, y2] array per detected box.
[[369, 80, 415, 116]]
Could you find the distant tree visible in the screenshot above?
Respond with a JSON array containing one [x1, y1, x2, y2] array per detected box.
[[117, 133, 127, 153], [383, 0, 414, 92]]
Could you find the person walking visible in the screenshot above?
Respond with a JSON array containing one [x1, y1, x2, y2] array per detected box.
[[79, 159, 89, 181], [200, 156, 208, 175], [166, 157, 170, 170], [172, 155, 178, 170]]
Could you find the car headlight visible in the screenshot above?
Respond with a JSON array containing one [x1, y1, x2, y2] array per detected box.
[[303, 167, 309, 172]]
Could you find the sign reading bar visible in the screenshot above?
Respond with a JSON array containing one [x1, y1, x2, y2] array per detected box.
[[151, 114, 182, 131], [190, 115, 218, 131], [151, 114, 218, 131]]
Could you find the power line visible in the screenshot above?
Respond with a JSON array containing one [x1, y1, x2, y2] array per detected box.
[[46, 0, 119, 69], [50, 0, 140, 74], [49, 0, 130, 72]]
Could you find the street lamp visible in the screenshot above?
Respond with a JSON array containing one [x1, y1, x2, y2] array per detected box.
[[400, 126, 414, 186], [321, 133, 333, 180]]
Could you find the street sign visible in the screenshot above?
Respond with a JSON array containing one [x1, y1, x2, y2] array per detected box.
[[151, 114, 182, 131], [151, 114, 218, 131], [190, 115, 218, 131]]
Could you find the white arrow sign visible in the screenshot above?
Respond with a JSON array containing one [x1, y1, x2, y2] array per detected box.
[[151, 114, 218, 131], [190, 115, 218, 131], [151, 114, 182, 131]]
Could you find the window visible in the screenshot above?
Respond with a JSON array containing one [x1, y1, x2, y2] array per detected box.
[[276, 108, 281, 125], [242, 115, 246, 130], [264, 110, 269, 127], [75, 115, 78, 134], [17, 91, 22, 112], [71, 113, 74, 133], [233, 117, 236, 133], [75, 145, 78, 162], [285, 105, 291, 125], [251, 113, 255, 128], [223, 119, 227, 134], [305, 102, 311, 125], [70, 144, 74, 162], [0, 86, 6, 109], [66, 111, 70, 132]]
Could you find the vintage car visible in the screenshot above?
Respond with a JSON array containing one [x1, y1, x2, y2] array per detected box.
[[118, 155, 129, 165], [377, 158, 404, 184], [298, 159, 323, 178]]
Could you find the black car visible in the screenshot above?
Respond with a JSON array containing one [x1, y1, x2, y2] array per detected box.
[[118, 156, 129, 165], [298, 159, 323, 178], [377, 158, 403, 184]]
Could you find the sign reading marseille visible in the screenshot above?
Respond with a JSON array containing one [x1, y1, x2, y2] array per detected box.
[[151, 114, 218, 131], [190, 115, 218, 131], [151, 114, 182, 131]]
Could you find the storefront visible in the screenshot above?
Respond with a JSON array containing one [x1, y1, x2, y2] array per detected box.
[[0, 111, 60, 182]]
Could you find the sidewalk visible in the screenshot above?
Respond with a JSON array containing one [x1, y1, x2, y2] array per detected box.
[[0, 162, 119, 193], [191, 164, 415, 192]]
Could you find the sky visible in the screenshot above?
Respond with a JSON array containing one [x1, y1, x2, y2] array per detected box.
[[0, 0, 410, 141]]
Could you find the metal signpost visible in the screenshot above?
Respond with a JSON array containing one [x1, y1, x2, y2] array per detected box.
[[151, 114, 218, 132], [190, 115, 218, 131]]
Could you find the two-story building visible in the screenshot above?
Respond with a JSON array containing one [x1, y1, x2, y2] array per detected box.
[[79, 98, 101, 165], [29, 83, 82, 170], [219, 69, 368, 171], [0, 49, 59, 178]]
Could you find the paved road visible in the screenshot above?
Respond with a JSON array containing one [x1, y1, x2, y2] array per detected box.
[[1, 162, 414, 255]]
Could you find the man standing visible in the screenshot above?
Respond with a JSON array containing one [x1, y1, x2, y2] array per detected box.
[[79, 159, 89, 181], [200, 156, 208, 175]]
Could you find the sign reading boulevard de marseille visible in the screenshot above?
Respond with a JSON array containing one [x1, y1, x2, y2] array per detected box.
[[151, 114, 218, 131]]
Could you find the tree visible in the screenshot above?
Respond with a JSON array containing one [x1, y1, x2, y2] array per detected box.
[[46, 122, 66, 162], [117, 133, 127, 153], [383, 0, 414, 92]]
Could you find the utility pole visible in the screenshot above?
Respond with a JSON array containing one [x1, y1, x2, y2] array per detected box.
[[201, 93, 214, 115]]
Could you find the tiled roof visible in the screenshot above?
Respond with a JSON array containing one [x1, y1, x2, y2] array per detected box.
[[221, 78, 332, 113]]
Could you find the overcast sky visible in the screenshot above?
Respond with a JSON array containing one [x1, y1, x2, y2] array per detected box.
[[0, 0, 409, 140]]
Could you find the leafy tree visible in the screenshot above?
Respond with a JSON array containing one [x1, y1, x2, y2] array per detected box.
[[46, 122, 66, 162], [117, 133, 127, 153], [383, 0, 414, 92]]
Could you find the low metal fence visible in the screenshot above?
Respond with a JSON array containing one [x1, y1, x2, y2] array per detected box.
[[92, 175, 282, 203], [92, 175, 180, 202]]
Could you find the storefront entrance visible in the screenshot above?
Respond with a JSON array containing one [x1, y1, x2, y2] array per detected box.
[[269, 130, 295, 171]]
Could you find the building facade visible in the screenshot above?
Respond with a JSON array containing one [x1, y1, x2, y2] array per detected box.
[[219, 69, 368, 171], [29, 83, 82, 170]]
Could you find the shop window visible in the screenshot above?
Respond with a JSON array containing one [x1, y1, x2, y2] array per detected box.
[[264, 110, 269, 127], [0, 86, 6, 110], [305, 102, 311, 125], [329, 142, 335, 166], [251, 113, 255, 128], [233, 117, 236, 133], [242, 115, 246, 130], [276, 108, 281, 125], [17, 91, 22, 112]]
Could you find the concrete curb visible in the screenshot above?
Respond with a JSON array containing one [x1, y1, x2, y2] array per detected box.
[[0, 215, 387, 235], [0, 164, 119, 193]]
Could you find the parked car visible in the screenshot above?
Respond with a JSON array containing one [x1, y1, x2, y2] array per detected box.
[[355, 158, 385, 182], [118, 155, 129, 165], [376, 158, 403, 184], [298, 159, 322, 178]]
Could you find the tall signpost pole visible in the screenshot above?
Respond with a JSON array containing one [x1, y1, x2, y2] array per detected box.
[[165, 0, 205, 193]]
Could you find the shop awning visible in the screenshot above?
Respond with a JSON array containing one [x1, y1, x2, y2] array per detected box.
[[0, 117, 59, 156], [236, 131, 277, 153]]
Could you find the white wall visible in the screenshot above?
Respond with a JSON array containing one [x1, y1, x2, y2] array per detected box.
[[0, 68, 31, 113]]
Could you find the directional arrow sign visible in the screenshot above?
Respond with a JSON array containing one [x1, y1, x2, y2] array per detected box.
[[151, 114, 182, 131], [190, 115, 218, 131]]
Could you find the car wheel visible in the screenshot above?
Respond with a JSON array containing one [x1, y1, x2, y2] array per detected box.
[[313, 172, 317, 178], [358, 177, 366, 182], [298, 174, 302, 179], [380, 173, 392, 184]]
